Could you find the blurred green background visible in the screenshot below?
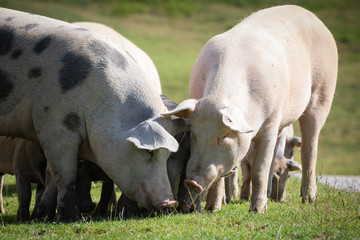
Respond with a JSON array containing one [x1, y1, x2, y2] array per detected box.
[[0, 0, 359, 175]]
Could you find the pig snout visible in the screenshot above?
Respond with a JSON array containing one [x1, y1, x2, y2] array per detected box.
[[177, 179, 204, 211], [156, 199, 178, 210], [138, 181, 178, 211]]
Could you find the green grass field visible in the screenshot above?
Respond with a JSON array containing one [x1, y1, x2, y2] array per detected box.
[[0, 0, 359, 238], [1, 174, 359, 239]]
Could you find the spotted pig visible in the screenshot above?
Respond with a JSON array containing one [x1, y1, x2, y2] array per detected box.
[[0, 8, 186, 220]]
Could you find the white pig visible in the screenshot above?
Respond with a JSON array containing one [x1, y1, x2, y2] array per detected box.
[[163, 5, 337, 212]]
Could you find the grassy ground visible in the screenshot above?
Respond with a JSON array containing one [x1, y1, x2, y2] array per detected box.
[[1, 174, 359, 239], [0, 0, 359, 237]]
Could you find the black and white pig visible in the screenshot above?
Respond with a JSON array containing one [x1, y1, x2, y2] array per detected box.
[[0, 8, 187, 220]]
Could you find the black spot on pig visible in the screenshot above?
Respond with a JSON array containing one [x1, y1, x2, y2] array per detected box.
[[5, 17, 14, 22], [22, 23, 39, 30], [109, 48, 128, 69], [0, 26, 15, 56], [11, 49, 23, 60], [28, 67, 42, 79], [33, 36, 52, 55], [59, 52, 92, 93], [97, 60, 108, 72], [0, 70, 14, 103], [75, 28, 88, 31], [43, 106, 49, 113], [89, 40, 127, 70], [63, 113, 80, 132], [89, 41, 107, 56]]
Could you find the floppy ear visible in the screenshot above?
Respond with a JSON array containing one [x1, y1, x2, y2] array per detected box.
[[291, 137, 302, 148], [161, 99, 198, 119], [219, 107, 253, 133], [286, 159, 302, 171], [127, 120, 179, 152], [161, 95, 178, 111]]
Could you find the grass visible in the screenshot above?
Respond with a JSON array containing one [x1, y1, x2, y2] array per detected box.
[[1, 174, 359, 239], [0, 0, 359, 237]]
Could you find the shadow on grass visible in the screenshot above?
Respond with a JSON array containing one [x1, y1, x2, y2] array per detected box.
[[2, 206, 179, 225], [0, 214, 17, 225], [1, 183, 17, 197]]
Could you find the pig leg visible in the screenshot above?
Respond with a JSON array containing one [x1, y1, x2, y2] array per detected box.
[[225, 166, 239, 203], [15, 174, 31, 222], [76, 165, 95, 214], [95, 182, 116, 217], [250, 129, 279, 213], [299, 70, 336, 203], [204, 177, 225, 212], [240, 161, 251, 201], [0, 173, 4, 214], [298, 116, 321, 203], [31, 184, 45, 219], [39, 131, 82, 220], [32, 166, 57, 220], [225, 176, 231, 203], [299, 111, 328, 203], [266, 135, 282, 198], [231, 167, 239, 201]]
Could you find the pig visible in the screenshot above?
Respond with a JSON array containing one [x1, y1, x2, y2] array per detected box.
[[239, 125, 302, 202], [0, 8, 186, 220], [270, 125, 302, 202], [162, 5, 337, 212], [0, 137, 46, 221], [0, 136, 117, 221]]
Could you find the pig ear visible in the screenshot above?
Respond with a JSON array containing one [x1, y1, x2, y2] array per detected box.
[[127, 120, 179, 152], [161, 99, 198, 119], [161, 95, 178, 111], [220, 107, 253, 133], [286, 160, 302, 171], [291, 137, 302, 148]]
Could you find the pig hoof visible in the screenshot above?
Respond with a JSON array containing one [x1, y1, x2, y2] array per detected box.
[[156, 199, 178, 210], [184, 179, 203, 193], [301, 186, 318, 203], [32, 204, 55, 221], [17, 212, 30, 223], [58, 205, 81, 222], [250, 199, 267, 213]]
